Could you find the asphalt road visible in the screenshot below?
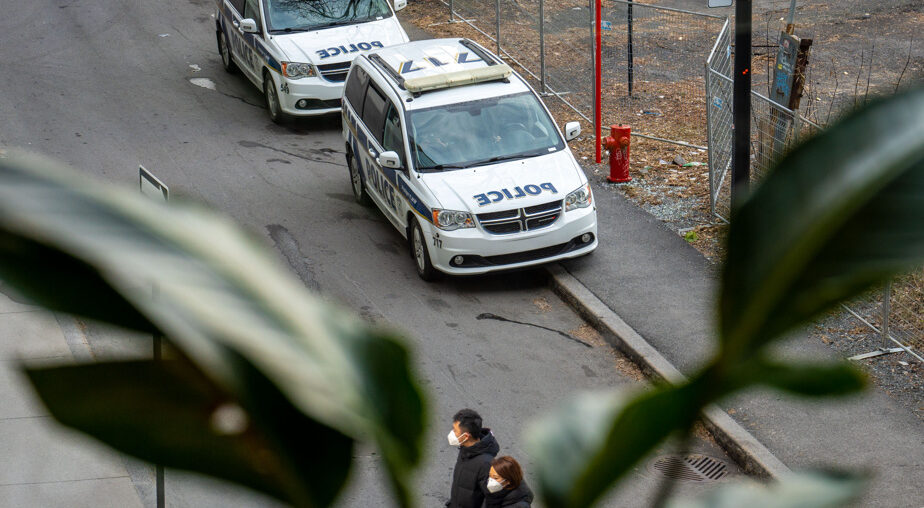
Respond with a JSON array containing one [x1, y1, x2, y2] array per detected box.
[[0, 0, 738, 506]]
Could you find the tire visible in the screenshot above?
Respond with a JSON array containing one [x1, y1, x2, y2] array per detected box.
[[347, 151, 371, 205], [410, 219, 439, 282], [263, 72, 287, 124], [217, 30, 237, 74]]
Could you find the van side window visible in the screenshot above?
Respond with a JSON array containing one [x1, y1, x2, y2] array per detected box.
[[361, 85, 388, 145], [243, 0, 262, 31], [229, 0, 245, 15], [344, 66, 369, 115], [382, 103, 405, 167]]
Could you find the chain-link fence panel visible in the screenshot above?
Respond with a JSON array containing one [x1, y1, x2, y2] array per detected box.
[[600, 1, 726, 148]]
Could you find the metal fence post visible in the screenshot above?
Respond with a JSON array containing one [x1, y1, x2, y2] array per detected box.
[[882, 281, 891, 348], [495, 0, 501, 56], [449, 0, 454, 22], [705, 64, 716, 218], [627, 1, 634, 97], [539, 0, 546, 93]]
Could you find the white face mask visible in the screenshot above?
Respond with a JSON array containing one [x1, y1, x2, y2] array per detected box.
[[487, 478, 504, 493], [447, 430, 467, 447]]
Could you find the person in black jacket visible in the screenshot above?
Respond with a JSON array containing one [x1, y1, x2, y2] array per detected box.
[[446, 409, 500, 508], [485, 456, 533, 507]]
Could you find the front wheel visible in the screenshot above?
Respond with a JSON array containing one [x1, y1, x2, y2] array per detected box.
[[347, 151, 370, 205], [217, 30, 237, 74], [410, 219, 439, 282], [263, 73, 287, 124]]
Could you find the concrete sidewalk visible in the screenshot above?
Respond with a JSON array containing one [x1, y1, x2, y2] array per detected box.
[[559, 178, 924, 507], [0, 287, 143, 508]]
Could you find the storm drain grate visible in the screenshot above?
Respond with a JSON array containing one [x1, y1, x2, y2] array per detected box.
[[649, 454, 729, 482]]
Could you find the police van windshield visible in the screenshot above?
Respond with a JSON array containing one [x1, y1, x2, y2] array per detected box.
[[264, 0, 392, 33], [407, 92, 565, 172]]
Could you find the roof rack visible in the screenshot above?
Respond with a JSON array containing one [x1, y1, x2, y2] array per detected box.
[[369, 53, 406, 90], [403, 63, 512, 93], [458, 39, 501, 66]]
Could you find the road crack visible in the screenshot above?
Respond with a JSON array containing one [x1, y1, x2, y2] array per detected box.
[[476, 312, 593, 348]]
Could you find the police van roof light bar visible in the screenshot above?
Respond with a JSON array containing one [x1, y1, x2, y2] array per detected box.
[[403, 64, 513, 94]]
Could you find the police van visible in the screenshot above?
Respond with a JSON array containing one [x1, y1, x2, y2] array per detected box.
[[341, 38, 597, 280], [215, 0, 409, 123]]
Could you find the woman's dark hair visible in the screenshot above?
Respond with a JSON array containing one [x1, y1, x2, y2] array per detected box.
[[452, 408, 483, 437], [491, 456, 523, 490]]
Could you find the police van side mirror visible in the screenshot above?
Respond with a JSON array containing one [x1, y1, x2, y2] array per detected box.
[[239, 18, 259, 33], [378, 151, 402, 169], [393, 0, 407, 11], [564, 121, 581, 141]]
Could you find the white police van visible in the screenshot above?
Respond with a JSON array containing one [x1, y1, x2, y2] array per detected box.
[[341, 38, 597, 280], [215, 0, 409, 122]]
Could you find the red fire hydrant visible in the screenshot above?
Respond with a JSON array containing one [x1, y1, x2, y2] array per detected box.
[[605, 124, 631, 183]]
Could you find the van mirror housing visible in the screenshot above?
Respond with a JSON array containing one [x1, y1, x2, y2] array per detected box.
[[239, 18, 259, 33], [564, 121, 581, 141], [378, 151, 402, 169], [393, 0, 407, 11]]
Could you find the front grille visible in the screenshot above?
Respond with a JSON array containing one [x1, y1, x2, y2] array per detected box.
[[476, 200, 562, 235], [318, 62, 351, 82]]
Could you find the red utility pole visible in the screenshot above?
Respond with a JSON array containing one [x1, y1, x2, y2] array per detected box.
[[594, 0, 602, 163]]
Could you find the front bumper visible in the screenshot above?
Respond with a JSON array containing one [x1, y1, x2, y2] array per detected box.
[[424, 206, 598, 275], [276, 73, 344, 116]]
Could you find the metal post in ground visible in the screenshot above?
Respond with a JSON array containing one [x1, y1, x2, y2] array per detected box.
[[495, 0, 501, 56], [627, 1, 634, 97], [786, 0, 797, 34], [732, 0, 752, 209], [594, 0, 602, 163], [449, 0, 454, 22], [539, 0, 546, 94], [882, 281, 891, 349]]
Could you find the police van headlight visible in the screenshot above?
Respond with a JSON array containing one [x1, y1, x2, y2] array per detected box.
[[432, 209, 475, 231], [281, 61, 317, 79], [565, 183, 592, 211]]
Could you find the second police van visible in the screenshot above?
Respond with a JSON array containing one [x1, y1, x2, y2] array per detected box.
[[215, 0, 409, 123], [342, 38, 598, 280]]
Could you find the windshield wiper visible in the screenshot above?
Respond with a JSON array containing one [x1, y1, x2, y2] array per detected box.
[[467, 152, 542, 168], [420, 163, 468, 171]]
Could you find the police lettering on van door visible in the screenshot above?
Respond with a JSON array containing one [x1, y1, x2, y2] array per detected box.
[[472, 183, 558, 206], [317, 41, 384, 59]]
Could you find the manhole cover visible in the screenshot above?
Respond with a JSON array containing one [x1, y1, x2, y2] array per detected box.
[[648, 454, 729, 482]]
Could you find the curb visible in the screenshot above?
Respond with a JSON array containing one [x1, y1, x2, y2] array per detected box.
[[546, 263, 791, 480]]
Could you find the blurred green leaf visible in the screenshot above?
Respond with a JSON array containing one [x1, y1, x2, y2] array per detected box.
[[0, 232, 157, 333], [666, 470, 866, 508], [720, 88, 924, 357], [731, 359, 867, 397], [527, 379, 710, 508], [0, 152, 425, 506], [25, 358, 354, 506]]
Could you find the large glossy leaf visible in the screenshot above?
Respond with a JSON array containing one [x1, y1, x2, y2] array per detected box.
[[730, 359, 867, 398], [0, 231, 157, 333], [720, 88, 924, 357], [25, 357, 353, 506], [526, 379, 710, 508], [666, 470, 865, 508], [0, 152, 425, 505]]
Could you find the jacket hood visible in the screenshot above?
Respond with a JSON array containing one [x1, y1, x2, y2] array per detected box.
[[420, 150, 585, 213], [271, 17, 408, 64], [459, 429, 500, 460]]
